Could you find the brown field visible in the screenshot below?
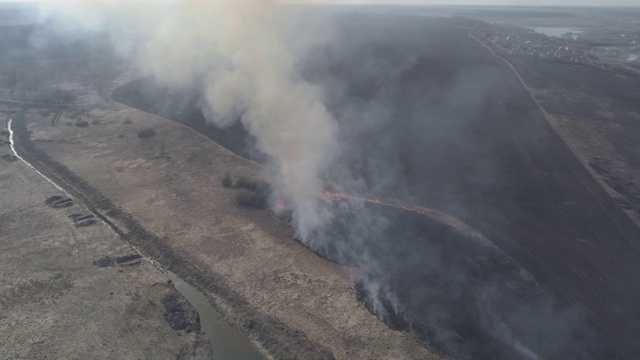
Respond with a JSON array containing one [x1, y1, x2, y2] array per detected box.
[[0, 116, 211, 359], [115, 14, 640, 358], [8, 91, 439, 359], [2, 7, 640, 360]]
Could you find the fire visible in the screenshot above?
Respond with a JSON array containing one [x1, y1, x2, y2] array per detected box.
[[267, 191, 428, 220], [267, 197, 290, 219], [277, 198, 288, 211], [322, 191, 428, 216]]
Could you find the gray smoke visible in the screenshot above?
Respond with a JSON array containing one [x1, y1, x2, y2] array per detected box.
[[34, 3, 614, 359], [42, 1, 340, 238]]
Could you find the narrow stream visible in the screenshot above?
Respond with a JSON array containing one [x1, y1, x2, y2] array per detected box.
[[7, 117, 265, 360], [167, 272, 265, 360]]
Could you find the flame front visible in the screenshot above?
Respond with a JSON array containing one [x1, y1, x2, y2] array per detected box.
[[269, 192, 429, 219], [322, 191, 429, 216], [277, 198, 288, 211]]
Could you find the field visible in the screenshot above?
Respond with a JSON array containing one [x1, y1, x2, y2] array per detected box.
[[0, 113, 211, 359], [10, 82, 437, 359], [2, 5, 640, 360], [116, 13, 640, 359]]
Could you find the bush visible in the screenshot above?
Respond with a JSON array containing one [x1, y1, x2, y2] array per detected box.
[[117, 133, 125, 139], [222, 173, 233, 188], [137, 128, 156, 139], [65, 122, 73, 126], [75, 119, 89, 128], [123, 118, 133, 124], [91, 119, 101, 125], [235, 176, 257, 190], [235, 190, 267, 209]]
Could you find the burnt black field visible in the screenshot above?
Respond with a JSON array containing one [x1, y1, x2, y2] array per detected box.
[[113, 12, 640, 360]]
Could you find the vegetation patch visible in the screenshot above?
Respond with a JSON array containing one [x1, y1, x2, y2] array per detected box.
[[161, 293, 200, 333], [222, 175, 272, 209], [235, 190, 267, 209], [69, 213, 96, 227], [45, 195, 73, 208], [94, 256, 115, 268], [221, 173, 233, 188], [114, 254, 142, 264], [75, 119, 89, 128], [2, 154, 17, 162], [136, 128, 156, 139]]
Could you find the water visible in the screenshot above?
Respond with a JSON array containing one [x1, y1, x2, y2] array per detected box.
[[167, 272, 265, 360], [531, 27, 583, 38]]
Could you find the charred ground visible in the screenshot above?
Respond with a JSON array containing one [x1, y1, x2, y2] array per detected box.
[[113, 13, 640, 359]]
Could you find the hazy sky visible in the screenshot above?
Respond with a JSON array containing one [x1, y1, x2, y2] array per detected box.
[[321, 0, 639, 6], [8, 0, 640, 7]]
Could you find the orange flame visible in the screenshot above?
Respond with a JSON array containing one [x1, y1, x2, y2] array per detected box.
[[268, 192, 428, 219], [323, 191, 428, 216], [277, 198, 287, 211]]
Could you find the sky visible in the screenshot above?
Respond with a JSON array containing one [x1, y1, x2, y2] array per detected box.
[[319, 0, 640, 6], [3, 0, 640, 7]]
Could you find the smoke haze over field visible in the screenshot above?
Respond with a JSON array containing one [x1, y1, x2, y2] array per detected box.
[[43, 1, 343, 238], [36, 2, 636, 359]]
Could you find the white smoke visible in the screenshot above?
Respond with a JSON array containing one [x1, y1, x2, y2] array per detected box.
[[42, 1, 340, 237]]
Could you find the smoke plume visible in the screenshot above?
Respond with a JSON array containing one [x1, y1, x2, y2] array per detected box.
[[42, 1, 339, 238], [36, 3, 618, 359]]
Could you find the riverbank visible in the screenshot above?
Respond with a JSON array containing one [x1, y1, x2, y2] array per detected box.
[[0, 114, 211, 359]]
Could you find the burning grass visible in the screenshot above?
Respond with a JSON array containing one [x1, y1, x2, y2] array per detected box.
[[266, 193, 549, 359]]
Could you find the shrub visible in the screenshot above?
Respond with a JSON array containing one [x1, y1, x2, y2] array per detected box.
[[65, 122, 73, 126], [235, 190, 267, 209], [114, 254, 142, 264], [235, 176, 258, 191], [137, 128, 156, 139], [123, 117, 133, 124], [222, 173, 233, 188], [75, 119, 89, 128], [94, 257, 114, 268], [91, 119, 101, 125], [117, 133, 125, 139]]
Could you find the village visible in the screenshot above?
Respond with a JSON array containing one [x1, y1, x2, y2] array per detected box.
[[472, 22, 640, 70]]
